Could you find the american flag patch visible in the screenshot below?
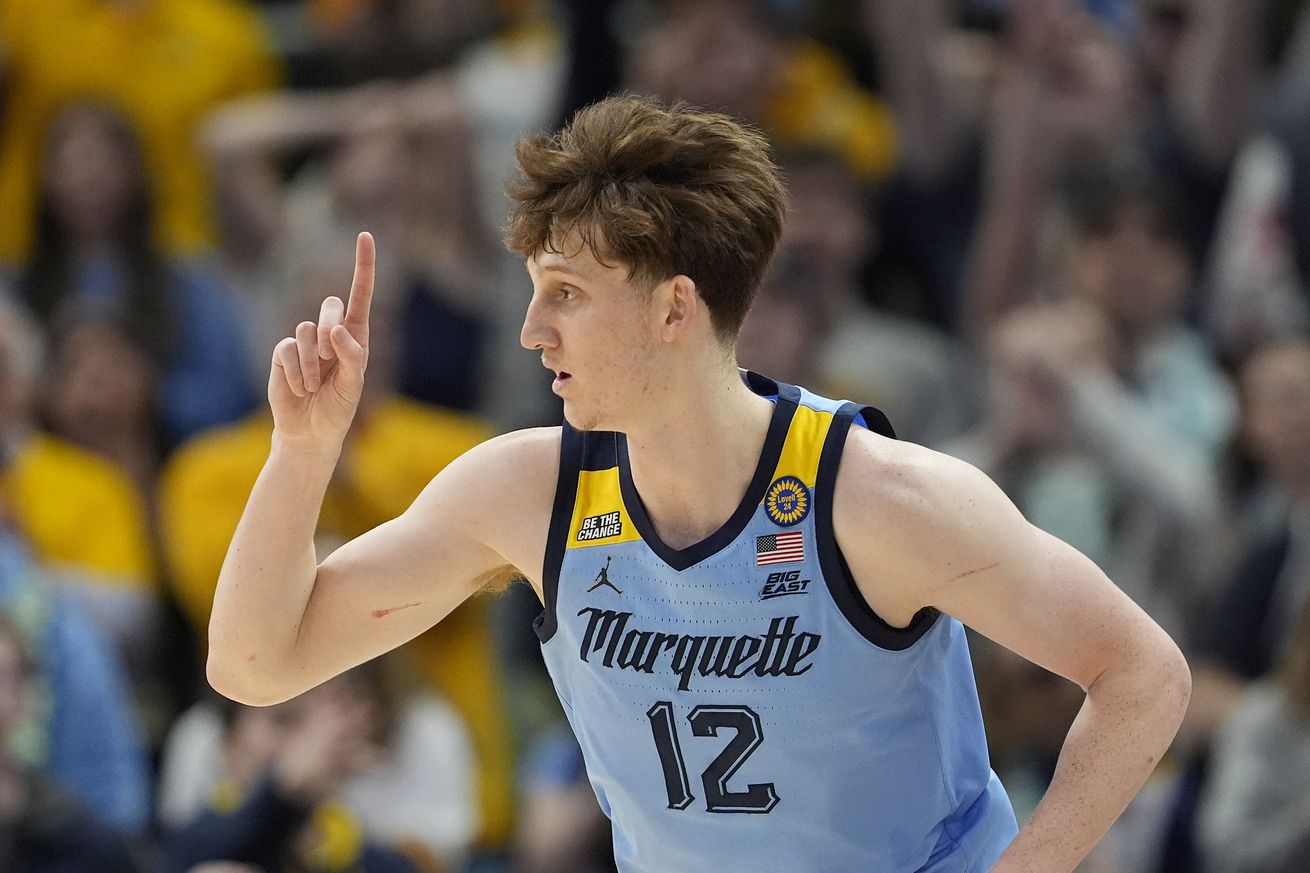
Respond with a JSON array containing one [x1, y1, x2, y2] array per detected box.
[[756, 532, 804, 566]]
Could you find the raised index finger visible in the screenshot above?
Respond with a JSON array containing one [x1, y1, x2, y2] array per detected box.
[[343, 231, 375, 345]]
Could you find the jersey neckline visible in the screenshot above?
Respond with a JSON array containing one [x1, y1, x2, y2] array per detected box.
[[615, 375, 800, 572]]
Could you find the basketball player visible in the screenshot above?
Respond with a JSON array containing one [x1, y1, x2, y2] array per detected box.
[[209, 96, 1191, 872]]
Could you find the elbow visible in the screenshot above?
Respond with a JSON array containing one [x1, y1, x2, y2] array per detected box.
[[205, 643, 298, 708], [1168, 634, 1193, 697], [1096, 631, 1193, 730], [1157, 635, 1194, 731]]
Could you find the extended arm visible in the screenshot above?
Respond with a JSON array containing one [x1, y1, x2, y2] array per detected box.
[[1168, 0, 1263, 170], [864, 0, 970, 181], [836, 431, 1191, 872], [1061, 365, 1229, 536], [201, 77, 466, 261], [207, 234, 554, 705], [200, 90, 360, 263], [960, 60, 1057, 344], [206, 430, 545, 705]]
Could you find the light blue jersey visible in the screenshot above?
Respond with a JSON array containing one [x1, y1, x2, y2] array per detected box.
[[535, 373, 1018, 872]]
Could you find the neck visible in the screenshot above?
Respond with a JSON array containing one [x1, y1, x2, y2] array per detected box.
[[622, 359, 775, 549]]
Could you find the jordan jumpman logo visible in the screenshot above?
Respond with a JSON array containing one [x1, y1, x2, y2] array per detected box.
[[587, 556, 622, 594]]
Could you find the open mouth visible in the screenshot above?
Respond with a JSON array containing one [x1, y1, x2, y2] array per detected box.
[[553, 372, 572, 392]]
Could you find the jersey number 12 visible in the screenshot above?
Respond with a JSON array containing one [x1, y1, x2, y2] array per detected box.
[[646, 701, 779, 814]]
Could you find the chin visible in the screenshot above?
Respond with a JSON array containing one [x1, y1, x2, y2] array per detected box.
[[562, 397, 616, 432], [562, 406, 603, 432]]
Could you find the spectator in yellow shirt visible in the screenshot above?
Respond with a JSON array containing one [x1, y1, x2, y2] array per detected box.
[[0, 295, 161, 791], [0, 0, 282, 262], [0, 295, 157, 649]]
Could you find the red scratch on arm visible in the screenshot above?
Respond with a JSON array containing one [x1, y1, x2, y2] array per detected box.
[[943, 561, 1001, 584], [371, 601, 423, 619]]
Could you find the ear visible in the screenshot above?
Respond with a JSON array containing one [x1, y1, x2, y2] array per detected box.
[[657, 274, 700, 343]]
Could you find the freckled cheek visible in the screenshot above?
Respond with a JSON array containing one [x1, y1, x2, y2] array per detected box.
[[572, 308, 651, 387]]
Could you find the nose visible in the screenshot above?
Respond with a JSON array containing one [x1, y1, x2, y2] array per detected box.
[[519, 293, 559, 352]]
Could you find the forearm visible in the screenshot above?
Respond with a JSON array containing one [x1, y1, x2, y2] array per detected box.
[[989, 644, 1190, 872], [1063, 370, 1225, 532], [962, 65, 1058, 345], [865, 0, 963, 179], [1171, 0, 1262, 168], [202, 90, 356, 160], [207, 437, 339, 703]]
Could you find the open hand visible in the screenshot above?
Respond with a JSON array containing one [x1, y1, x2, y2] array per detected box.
[[269, 232, 374, 450]]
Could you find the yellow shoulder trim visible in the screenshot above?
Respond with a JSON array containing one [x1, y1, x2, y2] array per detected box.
[[769, 404, 835, 489], [567, 468, 641, 549]]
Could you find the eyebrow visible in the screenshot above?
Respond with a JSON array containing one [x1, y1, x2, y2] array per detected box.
[[531, 262, 594, 282]]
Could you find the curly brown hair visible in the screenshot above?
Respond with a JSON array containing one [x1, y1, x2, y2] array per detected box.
[[504, 95, 786, 341]]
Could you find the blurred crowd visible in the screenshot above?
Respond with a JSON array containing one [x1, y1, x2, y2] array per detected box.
[[2, 0, 1310, 871]]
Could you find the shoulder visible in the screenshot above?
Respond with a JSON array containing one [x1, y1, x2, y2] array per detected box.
[[444, 425, 561, 480], [835, 426, 1000, 526], [832, 426, 1023, 623], [413, 426, 561, 559]]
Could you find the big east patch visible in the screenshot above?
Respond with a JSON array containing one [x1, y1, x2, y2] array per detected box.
[[759, 569, 810, 600]]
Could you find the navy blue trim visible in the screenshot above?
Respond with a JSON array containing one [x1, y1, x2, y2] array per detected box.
[[815, 402, 938, 651], [617, 380, 799, 572], [743, 369, 780, 398], [580, 430, 621, 471], [857, 405, 896, 439], [535, 424, 584, 643]]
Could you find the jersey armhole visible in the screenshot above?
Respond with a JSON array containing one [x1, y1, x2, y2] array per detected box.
[[533, 423, 584, 643], [815, 403, 939, 651]]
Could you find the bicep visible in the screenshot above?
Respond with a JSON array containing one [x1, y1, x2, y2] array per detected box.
[[288, 499, 504, 686], [842, 438, 1174, 690], [927, 499, 1155, 691], [287, 431, 555, 685], [318, 508, 502, 624]]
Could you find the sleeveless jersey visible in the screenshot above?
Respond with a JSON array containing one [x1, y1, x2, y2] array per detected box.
[[535, 373, 1018, 872]]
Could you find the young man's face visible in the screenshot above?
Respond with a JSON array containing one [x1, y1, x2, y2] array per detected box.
[[1242, 343, 1310, 485], [521, 241, 662, 432], [1069, 205, 1190, 336]]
